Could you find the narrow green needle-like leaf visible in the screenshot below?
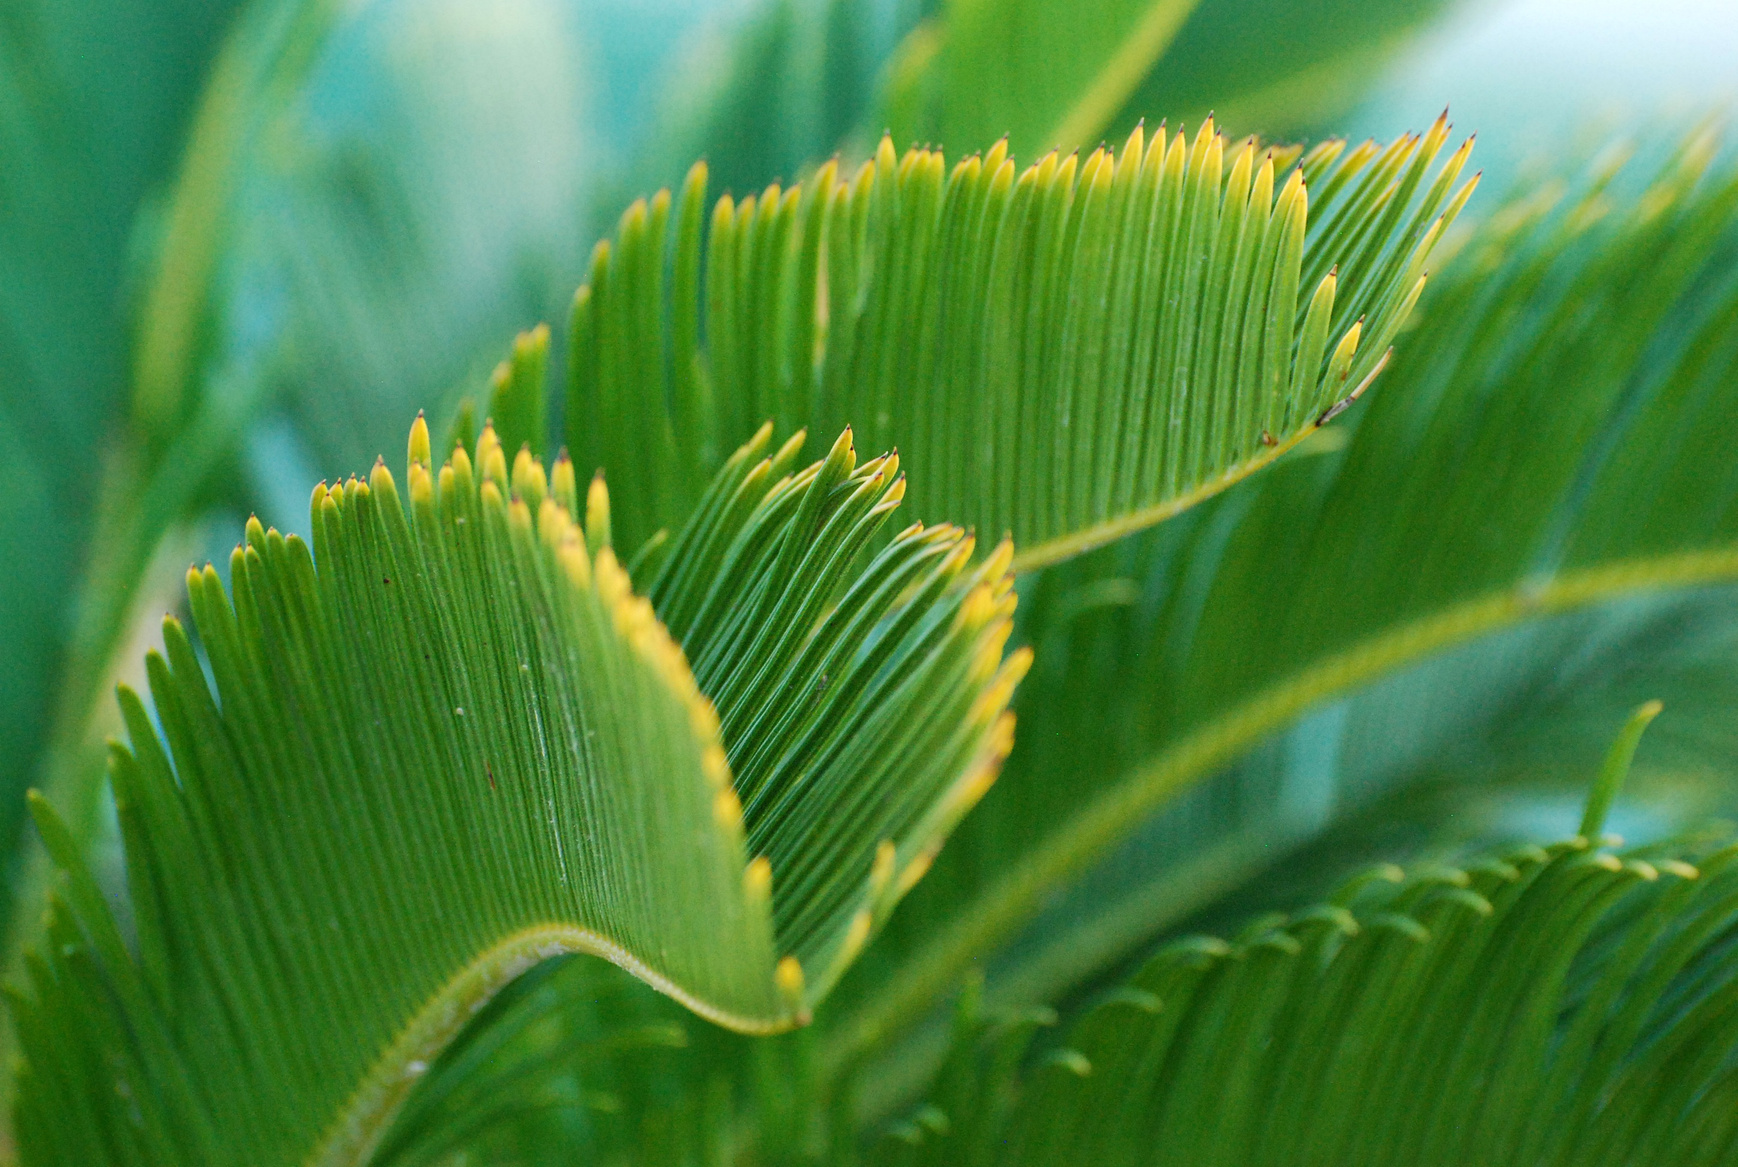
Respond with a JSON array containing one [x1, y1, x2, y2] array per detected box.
[[1578, 699, 1662, 840]]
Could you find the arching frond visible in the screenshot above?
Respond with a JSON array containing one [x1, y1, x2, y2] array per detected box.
[[567, 117, 1474, 567], [825, 129, 1738, 1079], [11, 418, 1022, 1167], [872, 717, 1738, 1166]]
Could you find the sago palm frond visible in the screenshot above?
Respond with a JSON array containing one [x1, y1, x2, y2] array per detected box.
[[873, 707, 1738, 1166], [567, 116, 1474, 566], [828, 128, 1738, 1079], [11, 415, 1023, 1167]]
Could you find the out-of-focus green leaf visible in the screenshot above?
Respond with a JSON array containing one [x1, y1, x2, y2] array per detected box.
[[222, 0, 593, 485], [1110, 0, 1464, 140], [818, 131, 1738, 1088], [0, 0, 243, 921], [0, 7, 610, 1145], [619, 0, 1475, 262], [879, 0, 1468, 162], [884, 0, 1205, 157], [625, 0, 898, 209]]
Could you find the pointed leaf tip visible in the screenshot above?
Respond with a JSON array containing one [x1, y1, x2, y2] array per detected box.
[[1580, 700, 1663, 840]]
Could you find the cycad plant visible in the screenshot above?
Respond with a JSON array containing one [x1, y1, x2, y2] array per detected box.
[[10, 3, 1738, 1165]]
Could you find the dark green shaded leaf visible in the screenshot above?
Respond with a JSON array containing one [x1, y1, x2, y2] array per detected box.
[[875, 782, 1738, 1165]]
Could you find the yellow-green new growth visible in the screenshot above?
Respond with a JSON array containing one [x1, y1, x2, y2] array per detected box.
[[14, 415, 1025, 1167], [568, 115, 1475, 568]]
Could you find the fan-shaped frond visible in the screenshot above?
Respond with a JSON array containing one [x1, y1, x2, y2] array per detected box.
[[825, 129, 1738, 1079], [872, 714, 1738, 1166], [11, 417, 1022, 1167], [567, 117, 1474, 566]]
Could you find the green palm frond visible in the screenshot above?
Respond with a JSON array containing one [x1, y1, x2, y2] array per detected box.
[[827, 129, 1738, 1077], [567, 117, 1475, 566], [872, 709, 1738, 1167], [12, 417, 1022, 1167]]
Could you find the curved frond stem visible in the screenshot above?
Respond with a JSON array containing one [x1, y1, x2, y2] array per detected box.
[[819, 544, 1738, 1080], [311, 923, 786, 1167]]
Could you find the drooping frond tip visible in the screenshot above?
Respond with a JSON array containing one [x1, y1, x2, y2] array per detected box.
[[568, 113, 1476, 569], [13, 416, 1026, 1167]]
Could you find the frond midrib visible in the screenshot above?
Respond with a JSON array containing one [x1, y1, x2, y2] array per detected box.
[[1007, 382, 1372, 571], [818, 542, 1738, 1082], [307, 922, 798, 1167]]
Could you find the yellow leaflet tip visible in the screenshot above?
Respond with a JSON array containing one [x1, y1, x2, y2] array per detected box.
[[408, 413, 431, 468], [512, 448, 547, 509], [841, 910, 873, 964], [896, 849, 935, 897], [370, 459, 396, 498], [970, 646, 1029, 725], [941, 533, 978, 578], [586, 472, 612, 550], [871, 840, 897, 898], [776, 956, 805, 1002], [551, 456, 577, 515], [1334, 319, 1364, 362], [409, 462, 433, 508], [559, 542, 592, 590], [982, 536, 1015, 581], [745, 856, 772, 899], [701, 742, 730, 788], [958, 583, 996, 632], [537, 497, 566, 545], [712, 779, 743, 833], [477, 425, 507, 488]]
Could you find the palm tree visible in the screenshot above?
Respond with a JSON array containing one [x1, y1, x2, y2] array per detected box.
[[8, 2, 1738, 1164]]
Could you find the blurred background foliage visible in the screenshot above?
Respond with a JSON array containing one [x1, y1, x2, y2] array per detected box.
[[2, 0, 1735, 1159]]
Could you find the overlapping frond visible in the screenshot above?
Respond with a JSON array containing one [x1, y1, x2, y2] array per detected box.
[[567, 117, 1474, 565], [873, 730, 1738, 1166], [826, 129, 1738, 1080], [11, 418, 1021, 1167]]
